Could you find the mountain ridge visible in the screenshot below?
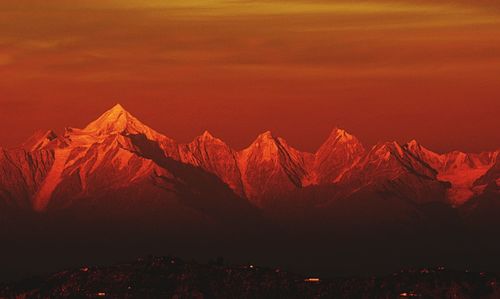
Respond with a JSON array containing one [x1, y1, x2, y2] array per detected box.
[[1, 104, 500, 284], [2, 104, 499, 211]]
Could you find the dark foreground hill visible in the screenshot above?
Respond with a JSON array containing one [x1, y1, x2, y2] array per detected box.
[[1, 256, 499, 299]]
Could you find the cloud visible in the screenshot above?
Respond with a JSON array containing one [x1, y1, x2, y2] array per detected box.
[[3, 0, 495, 17], [0, 0, 499, 81], [104, 0, 492, 21], [0, 53, 13, 66], [19, 38, 79, 50]]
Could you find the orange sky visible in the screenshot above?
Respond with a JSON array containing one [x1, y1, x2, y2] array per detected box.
[[0, 0, 499, 153]]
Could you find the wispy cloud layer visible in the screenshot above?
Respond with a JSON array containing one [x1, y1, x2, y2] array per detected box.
[[0, 0, 499, 151]]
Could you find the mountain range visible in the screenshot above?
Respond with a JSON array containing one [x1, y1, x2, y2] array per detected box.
[[1, 104, 500, 281], [1, 104, 498, 212]]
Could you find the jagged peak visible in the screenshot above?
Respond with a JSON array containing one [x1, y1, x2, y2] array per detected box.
[[242, 131, 308, 159], [371, 141, 405, 158], [239, 131, 281, 160], [405, 139, 426, 154], [257, 130, 275, 140], [82, 103, 161, 141], [407, 139, 420, 148], [248, 131, 279, 147], [84, 104, 131, 130], [329, 127, 356, 142], [192, 130, 226, 145], [110, 103, 126, 112], [201, 130, 214, 139], [405, 139, 442, 159], [316, 127, 365, 158]]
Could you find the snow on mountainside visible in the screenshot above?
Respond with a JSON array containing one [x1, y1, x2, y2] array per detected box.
[[30, 105, 177, 211], [438, 151, 497, 206], [0, 104, 498, 212], [179, 131, 244, 197], [83, 104, 162, 140], [336, 141, 449, 204], [405, 140, 498, 206], [474, 154, 500, 188], [237, 131, 313, 205], [0, 104, 261, 235], [347, 141, 436, 181], [313, 128, 365, 185], [406, 140, 444, 170]]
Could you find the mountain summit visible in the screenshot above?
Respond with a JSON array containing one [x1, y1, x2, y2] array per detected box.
[[237, 131, 312, 203], [83, 104, 162, 140], [314, 127, 365, 184]]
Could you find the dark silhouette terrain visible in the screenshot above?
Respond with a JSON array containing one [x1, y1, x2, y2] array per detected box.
[[2, 256, 499, 299]]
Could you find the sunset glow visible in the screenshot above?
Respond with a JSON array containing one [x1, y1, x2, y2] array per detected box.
[[0, 0, 499, 152], [1, 2, 500, 294]]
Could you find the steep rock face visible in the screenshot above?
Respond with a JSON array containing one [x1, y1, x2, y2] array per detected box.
[[0, 104, 186, 212], [30, 105, 176, 211], [0, 148, 54, 208], [237, 131, 313, 205], [437, 151, 497, 205], [21, 130, 59, 151], [405, 141, 498, 205], [179, 131, 244, 197], [313, 128, 365, 185], [339, 142, 448, 204], [343, 142, 437, 183], [473, 152, 500, 189], [17, 104, 259, 231], [41, 134, 173, 211], [405, 140, 444, 170]]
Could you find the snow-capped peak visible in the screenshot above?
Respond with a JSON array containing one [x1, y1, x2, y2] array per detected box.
[[191, 130, 226, 146], [110, 103, 126, 113], [82, 104, 161, 140], [330, 127, 355, 143], [239, 131, 294, 165], [407, 139, 420, 150], [317, 127, 363, 150], [370, 141, 405, 159], [247, 131, 279, 149], [404, 140, 443, 166], [200, 130, 215, 140], [84, 104, 132, 133], [256, 131, 274, 140], [313, 127, 365, 185]]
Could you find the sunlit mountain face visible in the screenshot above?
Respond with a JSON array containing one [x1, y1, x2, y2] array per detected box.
[[3, 104, 498, 212], [0, 1, 499, 296], [0, 104, 499, 285]]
